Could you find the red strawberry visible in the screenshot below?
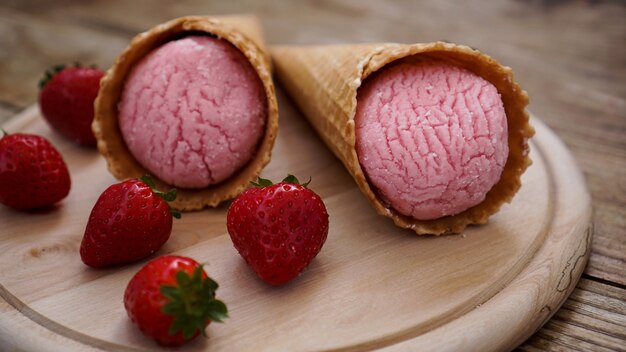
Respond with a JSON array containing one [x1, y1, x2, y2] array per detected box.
[[227, 175, 329, 285], [0, 131, 71, 210], [38, 64, 104, 146], [80, 176, 181, 268], [124, 255, 228, 346]]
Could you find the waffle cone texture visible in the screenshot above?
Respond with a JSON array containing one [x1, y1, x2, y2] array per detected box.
[[93, 15, 278, 210], [272, 42, 534, 234]]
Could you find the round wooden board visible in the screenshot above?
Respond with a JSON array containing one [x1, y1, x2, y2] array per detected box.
[[0, 98, 591, 352]]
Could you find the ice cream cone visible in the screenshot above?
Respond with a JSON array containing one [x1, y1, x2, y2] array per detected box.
[[271, 42, 533, 234], [94, 15, 278, 210]]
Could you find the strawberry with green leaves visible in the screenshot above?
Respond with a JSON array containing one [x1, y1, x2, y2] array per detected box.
[[0, 131, 71, 210], [80, 176, 180, 268], [124, 255, 228, 346], [38, 64, 104, 146], [227, 175, 329, 285]]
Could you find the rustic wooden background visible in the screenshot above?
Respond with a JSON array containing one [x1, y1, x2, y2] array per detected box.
[[0, 0, 624, 350]]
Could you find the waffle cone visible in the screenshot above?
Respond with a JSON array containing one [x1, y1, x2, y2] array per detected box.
[[271, 42, 533, 234], [93, 15, 278, 210]]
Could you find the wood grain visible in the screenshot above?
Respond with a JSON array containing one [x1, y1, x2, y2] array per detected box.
[[0, 299, 100, 352], [0, 104, 20, 125], [518, 278, 626, 352], [0, 6, 130, 108], [0, 95, 591, 351]]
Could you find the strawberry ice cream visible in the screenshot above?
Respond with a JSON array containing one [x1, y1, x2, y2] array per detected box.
[[118, 35, 267, 189], [355, 61, 508, 220]]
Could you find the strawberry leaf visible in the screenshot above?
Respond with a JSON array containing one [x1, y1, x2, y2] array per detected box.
[[251, 175, 313, 188], [38, 62, 99, 89], [0, 129, 7, 138], [282, 174, 299, 184], [282, 174, 311, 187], [204, 276, 219, 291], [38, 64, 66, 89], [160, 266, 228, 340], [251, 177, 273, 187], [160, 286, 180, 300], [206, 300, 228, 323], [162, 189, 177, 202], [171, 209, 182, 219], [139, 175, 182, 219]]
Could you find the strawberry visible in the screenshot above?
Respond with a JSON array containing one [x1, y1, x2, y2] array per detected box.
[[80, 175, 181, 268], [124, 255, 228, 346], [0, 131, 71, 210], [227, 175, 329, 285], [38, 64, 104, 146]]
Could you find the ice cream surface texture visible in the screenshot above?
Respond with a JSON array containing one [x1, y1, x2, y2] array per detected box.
[[355, 61, 508, 220], [118, 35, 267, 188]]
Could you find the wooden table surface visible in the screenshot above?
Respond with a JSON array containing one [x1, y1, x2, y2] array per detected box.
[[0, 0, 624, 351]]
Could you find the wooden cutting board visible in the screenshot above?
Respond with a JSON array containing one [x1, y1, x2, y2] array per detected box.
[[0, 97, 592, 352]]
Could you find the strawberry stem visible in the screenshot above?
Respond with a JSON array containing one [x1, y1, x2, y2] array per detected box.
[[139, 175, 182, 219], [160, 266, 228, 340]]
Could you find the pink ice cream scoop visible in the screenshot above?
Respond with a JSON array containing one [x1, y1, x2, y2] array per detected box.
[[118, 35, 267, 189], [355, 61, 508, 220]]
